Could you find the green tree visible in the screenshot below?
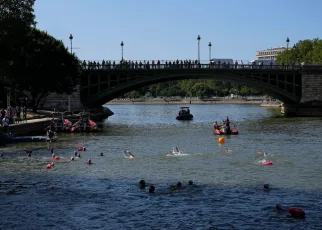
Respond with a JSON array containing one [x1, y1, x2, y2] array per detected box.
[[239, 86, 251, 96], [0, 0, 36, 80], [276, 38, 322, 65], [11, 29, 81, 112], [124, 90, 141, 98], [191, 82, 214, 98]]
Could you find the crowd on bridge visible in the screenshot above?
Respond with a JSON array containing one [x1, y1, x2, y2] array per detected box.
[[82, 60, 304, 70]]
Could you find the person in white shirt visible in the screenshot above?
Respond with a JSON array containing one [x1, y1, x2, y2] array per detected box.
[[2, 115, 9, 133]]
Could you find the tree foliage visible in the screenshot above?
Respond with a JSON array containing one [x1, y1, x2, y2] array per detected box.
[[0, 0, 82, 111], [10, 29, 81, 111], [0, 0, 36, 26], [0, 0, 36, 77], [124, 80, 263, 99], [276, 38, 322, 65]]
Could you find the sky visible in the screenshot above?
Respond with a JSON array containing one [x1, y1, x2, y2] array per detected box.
[[34, 0, 322, 62]]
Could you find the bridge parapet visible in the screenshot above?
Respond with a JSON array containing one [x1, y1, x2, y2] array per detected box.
[[81, 62, 322, 72]]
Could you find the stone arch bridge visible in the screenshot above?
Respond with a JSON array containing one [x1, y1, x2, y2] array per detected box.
[[80, 63, 322, 116]]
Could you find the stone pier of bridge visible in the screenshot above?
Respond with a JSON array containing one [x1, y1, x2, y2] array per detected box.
[[282, 72, 322, 116]]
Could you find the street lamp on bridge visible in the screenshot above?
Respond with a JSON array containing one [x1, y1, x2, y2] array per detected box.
[[68, 34, 74, 113], [120, 41, 124, 61], [197, 35, 201, 63], [286, 37, 290, 65], [69, 34, 73, 54], [286, 37, 290, 50], [208, 42, 212, 61]]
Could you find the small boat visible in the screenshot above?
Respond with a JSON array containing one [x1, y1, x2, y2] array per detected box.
[[71, 112, 98, 133], [176, 107, 193, 120], [213, 126, 239, 135], [48, 112, 73, 132], [213, 126, 238, 135]]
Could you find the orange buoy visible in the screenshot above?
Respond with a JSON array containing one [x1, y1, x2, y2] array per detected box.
[[54, 156, 60, 160], [289, 208, 305, 218], [26, 149, 32, 153], [218, 137, 225, 144], [77, 147, 83, 151], [46, 164, 52, 169]]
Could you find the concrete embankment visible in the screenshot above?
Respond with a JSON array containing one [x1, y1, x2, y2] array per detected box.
[[106, 99, 263, 105], [6, 118, 51, 136], [260, 103, 281, 107]]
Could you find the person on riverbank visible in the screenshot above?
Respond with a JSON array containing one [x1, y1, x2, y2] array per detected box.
[[0, 108, 6, 125], [22, 106, 27, 121], [16, 106, 21, 123], [2, 115, 9, 133]]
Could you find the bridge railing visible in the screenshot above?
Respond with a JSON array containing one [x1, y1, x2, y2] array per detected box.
[[80, 61, 308, 71]]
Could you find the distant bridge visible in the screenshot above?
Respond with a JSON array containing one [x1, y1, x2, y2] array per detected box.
[[79, 62, 322, 116]]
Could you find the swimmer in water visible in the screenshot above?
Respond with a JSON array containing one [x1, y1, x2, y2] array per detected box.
[[149, 185, 155, 193], [256, 151, 267, 156], [139, 180, 146, 189], [87, 158, 92, 165], [170, 182, 185, 190], [100, 152, 104, 156], [225, 148, 232, 153], [128, 151, 135, 158], [264, 183, 270, 191], [275, 204, 305, 218]]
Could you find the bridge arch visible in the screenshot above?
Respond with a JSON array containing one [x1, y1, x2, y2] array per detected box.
[[81, 71, 301, 107]]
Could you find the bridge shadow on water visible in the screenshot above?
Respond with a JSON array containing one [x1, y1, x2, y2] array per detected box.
[[0, 171, 321, 230]]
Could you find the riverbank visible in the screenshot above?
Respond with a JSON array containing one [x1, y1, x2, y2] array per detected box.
[[0, 107, 114, 140], [106, 98, 264, 105]]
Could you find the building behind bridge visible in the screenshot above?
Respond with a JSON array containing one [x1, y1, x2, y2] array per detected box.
[[256, 46, 286, 60]]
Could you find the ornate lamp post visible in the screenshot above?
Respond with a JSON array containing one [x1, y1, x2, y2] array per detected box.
[[208, 42, 212, 61], [68, 34, 73, 112], [292, 44, 296, 65], [197, 35, 201, 63], [286, 37, 290, 65], [69, 34, 73, 54], [286, 37, 290, 50], [120, 41, 124, 60]]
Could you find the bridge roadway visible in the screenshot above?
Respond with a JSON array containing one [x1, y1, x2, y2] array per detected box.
[[80, 62, 322, 116]]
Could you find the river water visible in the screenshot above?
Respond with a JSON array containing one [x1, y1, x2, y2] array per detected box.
[[1, 104, 322, 230]]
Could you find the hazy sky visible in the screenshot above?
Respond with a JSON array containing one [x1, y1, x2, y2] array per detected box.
[[34, 0, 322, 62]]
